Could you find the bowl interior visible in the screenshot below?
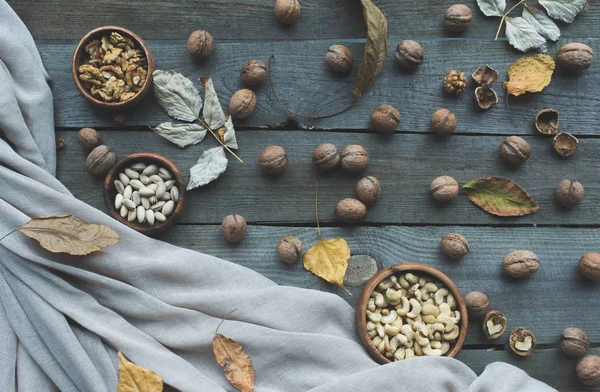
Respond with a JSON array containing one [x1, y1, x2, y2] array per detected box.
[[356, 262, 468, 364], [104, 153, 185, 236]]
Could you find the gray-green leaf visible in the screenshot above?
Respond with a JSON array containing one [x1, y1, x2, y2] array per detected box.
[[539, 0, 588, 23], [200, 76, 227, 130], [153, 70, 202, 122], [522, 5, 561, 41], [222, 117, 238, 149], [505, 17, 547, 53], [152, 123, 207, 148], [187, 147, 228, 190], [476, 0, 506, 17]]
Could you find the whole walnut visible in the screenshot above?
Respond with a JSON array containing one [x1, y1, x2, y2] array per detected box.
[[259, 145, 288, 174], [441, 233, 469, 260], [503, 250, 540, 278], [274, 0, 301, 24], [312, 144, 340, 171], [240, 60, 267, 86], [222, 214, 247, 243], [579, 253, 600, 280], [277, 236, 303, 264], [431, 108, 457, 135], [445, 4, 473, 33], [371, 104, 401, 133], [561, 328, 590, 357], [394, 40, 424, 71], [355, 176, 381, 205], [556, 179, 584, 208], [577, 355, 600, 386], [229, 89, 257, 119], [86, 145, 115, 176], [557, 43, 594, 71], [430, 176, 459, 202], [341, 145, 368, 173], [188, 30, 214, 59], [465, 291, 489, 318], [335, 198, 367, 222], [325, 45, 354, 73], [500, 136, 530, 166], [78, 127, 101, 150], [443, 69, 468, 94]]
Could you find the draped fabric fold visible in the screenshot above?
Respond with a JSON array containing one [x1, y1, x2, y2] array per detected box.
[[0, 1, 555, 391]]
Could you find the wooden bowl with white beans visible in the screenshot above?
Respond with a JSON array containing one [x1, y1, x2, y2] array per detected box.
[[104, 152, 185, 236], [356, 263, 468, 364]]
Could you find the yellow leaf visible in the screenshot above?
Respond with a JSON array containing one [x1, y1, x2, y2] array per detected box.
[[117, 352, 163, 392], [17, 214, 119, 256], [212, 334, 255, 392], [303, 238, 351, 287], [503, 54, 555, 97]]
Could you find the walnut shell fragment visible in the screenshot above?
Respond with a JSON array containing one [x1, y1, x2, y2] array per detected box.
[[535, 108, 559, 135], [472, 65, 498, 86], [475, 86, 498, 110], [509, 328, 536, 357], [483, 310, 507, 339], [553, 132, 579, 158]]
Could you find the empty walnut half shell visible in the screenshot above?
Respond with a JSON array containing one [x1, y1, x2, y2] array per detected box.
[[535, 109, 559, 135], [472, 65, 498, 86], [553, 132, 579, 158], [483, 310, 507, 339], [475, 86, 498, 110], [509, 328, 536, 357]]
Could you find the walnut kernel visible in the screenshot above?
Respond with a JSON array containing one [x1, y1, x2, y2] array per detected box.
[[229, 89, 257, 119], [443, 69, 467, 94], [509, 328, 536, 357], [483, 310, 507, 339]]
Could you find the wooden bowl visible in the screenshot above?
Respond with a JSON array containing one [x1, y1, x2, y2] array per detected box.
[[356, 262, 468, 363], [72, 26, 155, 110], [104, 153, 185, 236]]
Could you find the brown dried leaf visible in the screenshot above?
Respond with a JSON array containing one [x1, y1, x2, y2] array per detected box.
[[213, 334, 255, 392], [117, 352, 163, 392], [462, 177, 540, 217], [503, 54, 555, 97], [18, 214, 120, 256], [303, 238, 351, 287]]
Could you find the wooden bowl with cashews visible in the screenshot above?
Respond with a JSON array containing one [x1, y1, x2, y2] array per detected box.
[[356, 263, 468, 363]]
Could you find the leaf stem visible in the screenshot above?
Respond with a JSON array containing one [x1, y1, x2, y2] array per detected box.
[[195, 116, 244, 164], [315, 180, 321, 240], [0, 228, 18, 244], [215, 309, 237, 334], [495, 0, 526, 40]]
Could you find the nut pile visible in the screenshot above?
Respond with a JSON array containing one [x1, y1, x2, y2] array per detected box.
[[78, 32, 148, 102], [366, 272, 461, 360], [113, 163, 180, 226]]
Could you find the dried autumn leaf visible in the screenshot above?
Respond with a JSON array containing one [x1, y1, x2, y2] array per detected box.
[[153, 70, 202, 122], [462, 177, 540, 217], [303, 238, 351, 287], [152, 122, 207, 148], [213, 334, 255, 392], [118, 352, 163, 392], [503, 54, 555, 97], [17, 215, 119, 256]]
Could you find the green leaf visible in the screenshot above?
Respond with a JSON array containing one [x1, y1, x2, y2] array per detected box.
[[462, 177, 540, 217]]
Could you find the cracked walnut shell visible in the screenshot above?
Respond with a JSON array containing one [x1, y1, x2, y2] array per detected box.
[[443, 69, 467, 94], [475, 86, 498, 110], [483, 310, 507, 339], [553, 132, 579, 158], [535, 109, 559, 135], [509, 328, 536, 357]]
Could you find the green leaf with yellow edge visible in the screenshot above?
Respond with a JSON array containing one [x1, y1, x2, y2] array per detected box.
[[118, 352, 163, 392], [503, 54, 555, 96], [463, 177, 540, 217], [303, 238, 351, 287]]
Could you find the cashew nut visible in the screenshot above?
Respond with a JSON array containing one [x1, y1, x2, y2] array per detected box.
[[429, 323, 445, 334], [412, 321, 429, 336], [377, 340, 386, 353], [415, 331, 430, 347], [388, 335, 399, 353], [399, 276, 410, 289], [384, 324, 400, 337], [414, 342, 423, 356], [367, 298, 376, 312], [368, 329, 377, 338], [514, 336, 533, 352], [394, 347, 406, 361], [377, 323, 385, 338], [440, 341, 450, 355], [405, 348, 415, 359], [442, 325, 460, 341], [400, 324, 414, 342], [395, 297, 410, 316], [372, 336, 383, 346], [391, 318, 403, 328], [434, 288, 450, 305], [422, 315, 437, 324], [421, 303, 441, 317], [407, 299, 422, 318], [367, 310, 382, 323], [390, 275, 400, 288], [436, 316, 456, 333], [438, 303, 452, 317], [434, 332, 442, 341], [423, 282, 439, 294], [377, 277, 395, 291], [422, 344, 443, 356], [405, 273, 419, 284], [430, 340, 442, 349], [381, 310, 398, 324], [383, 335, 390, 352], [366, 321, 376, 331], [385, 288, 403, 306], [381, 308, 390, 316], [371, 291, 387, 308], [390, 333, 408, 348], [447, 293, 457, 310], [425, 298, 434, 305]]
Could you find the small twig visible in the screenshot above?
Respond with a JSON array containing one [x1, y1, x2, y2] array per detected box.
[[315, 180, 321, 240], [495, 0, 527, 40], [195, 116, 244, 164], [215, 309, 238, 334]]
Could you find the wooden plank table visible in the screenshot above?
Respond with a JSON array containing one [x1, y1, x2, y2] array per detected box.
[[9, 0, 599, 389]]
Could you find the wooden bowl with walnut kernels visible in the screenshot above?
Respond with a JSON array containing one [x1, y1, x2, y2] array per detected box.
[[72, 26, 155, 110], [356, 263, 468, 364], [103, 153, 185, 237]]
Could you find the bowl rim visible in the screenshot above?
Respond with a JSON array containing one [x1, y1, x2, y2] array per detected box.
[[355, 262, 468, 364], [72, 25, 155, 108], [104, 152, 185, 236]]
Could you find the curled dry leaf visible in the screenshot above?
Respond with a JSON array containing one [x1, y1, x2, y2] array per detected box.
[[303, 238, 351, 287], [462, 177, 540, 217], [152, 123, 207, 148], [117, 352, 163, 392], [539, 0, 588, 23], [17, 215, 119, 256], [522, 5, 561, 41], [503, 54, 555, 97], [153, 70, 202, 122], [213, 334, 255, 392]]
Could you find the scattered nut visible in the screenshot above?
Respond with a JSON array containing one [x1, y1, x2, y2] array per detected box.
[[465, 291, 489, 318], [577, 355, 600, 386], [499, 136, 530, 167], [222, 214, 247, 243], [503, 250, 540, 278], [509, 328, 536, 357], [440, 233, 469, 261], [86, 145, 116, 176], [312, 144, 340, 171], [277, 236, 303, 263], [394, 40, 424, 71], [258, 146, 288, 174], [553, 132, 579, 158], [561, 328, 590, 357], [443, 69, 467, 94], [557, 43, 594, 71], [579, 253, 600, 280], [445, 4, 473, 33], [472, 65, 498, 86], [274, 0, 301, 24], [430, 108, 457, 135], [556, 179, 584, 209], [229, 89, 257, 119], [335, 198, 367, 222], [372, 104, 401, 133], [78, 127, 102, 150], [56, 139, 65, 149], [188, 30, 214, 59], [325, 45, 354, 73], [240, 60, 267, 86], [475, 86, 498, 110], [483, 310, 507, 339], [535, 108, 559, 135], [341, 145, 369, 173], [430, 176, 459, 202], [356, 176, 381, 206]]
